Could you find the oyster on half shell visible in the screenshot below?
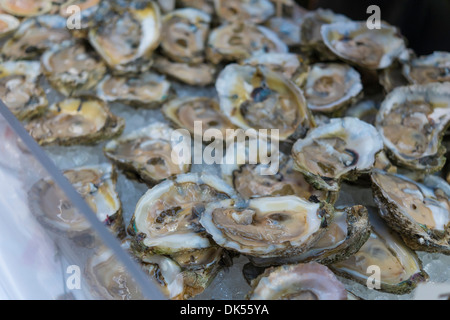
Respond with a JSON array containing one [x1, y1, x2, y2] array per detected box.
[[403, 52, 450, 85], [26, 97, 124, 146], [376, 83, 450, 173], [292, 117, 383, 192], [0, 13, 19, 38], [331, 207, 429, 294], [0, 0, 52, 17], [371, 170, 450, 255], [103, 123, 191, 186], [214, 0, 274, 24], [200, 196, 333, 258]]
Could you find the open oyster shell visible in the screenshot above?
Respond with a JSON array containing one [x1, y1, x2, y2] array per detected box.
[[292, 117, 384, 192], [161, 8, 211, 64], [321, 21, 406, 70], [58, 0, 100, 37], [88, 0, 161, 74], [2, 15, 72, 60], [103, 123, 191, 186], [216, 64, 315, 141], [177, 0, 215, 16], [376, 83, 450, 173], [206, 22, 288, 64], [152, 55, 217, 86], [26, 97, 124, 146], [200, 196, 334, 258], [214, 0, 274, 24], [0, 60, 48, 121], [0, 13, 19, 38], [28, 163, 125, 245], [403, 51, 450, 85], [248, 205, 370, 267], [0, 0, 52, 17], [304, 63, 363, 114], [371, 170, 450, 254], [129, 173, 236, 256], [96, 72, 172, 108], [41, 40, 107, 97], [331, 207, 429, 294], [247, 262, 347, 300], [162, 97, 236, 139]]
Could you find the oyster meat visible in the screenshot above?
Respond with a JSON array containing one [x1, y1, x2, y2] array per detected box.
[[376, 83, 450, 173], [216, 64, 315, 141], [371, 170, 450, 254], [28, 163, 125, 244], [247, 262, 347, 300], [129, 173, 236, 256], [26, 97, 124, 146], [162, 97, 235, 139], [161, 8, 211, 64], [88, 0, 161, 74], [321, 22, 406, 70], [0, 60, 48, 121], [103, 123, 191, 185], [214, 0, 274, 24], [41, 40, 107, 97], [97, 72, 172, 108], [304, 63, 363, 114], [292, 117, 383, 192], [331, 207, 429, 294], [206, 22, 288, 64], [200, 195, 333, 258], [403, 51, 450, 84]]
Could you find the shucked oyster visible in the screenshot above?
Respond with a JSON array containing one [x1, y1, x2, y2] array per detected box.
[[152, 55, 216, 86], [247, 262, 347, 300], [58, 0, 100, 36], [248, 205, 370, 267], [292, 117, 383, 192], [403, 51, 450, 84], [321, 22, 406, 70], [162, 97, 236, 139], [0, 0, 52, 17], [28, 164, 125, 245], [216, 64, 315, 141], [376, 83, 450, 173], [371, 170, 450, 255], [41, 40, 107, 97], [331, 207, 429, 294], [103, 123, 191, 186], [0, 13, 19, 38], [129, 173, 236, 256], [88, 0, 161, 74], [200, 196, 333, 258], [304, 63, 363, 114], [206, 22, 288, 64], [214, 0, 274, 24], [0, 60, 48, 121], [177, 0, 214, 16], [161, 8, 211, 64], [2, 15, 72, 60], [97, 72, 172, 108], [26, 97, 124, 146]]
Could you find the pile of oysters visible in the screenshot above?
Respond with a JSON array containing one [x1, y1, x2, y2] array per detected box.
[[3, 0, 449, 300]]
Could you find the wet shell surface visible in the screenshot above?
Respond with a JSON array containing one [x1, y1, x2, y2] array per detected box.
[[403, 51, 450, 84], [214, 0, 274, 24]]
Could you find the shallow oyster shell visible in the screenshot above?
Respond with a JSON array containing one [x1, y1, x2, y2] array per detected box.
[[247, 262, 347, 300], [331, 207, 429, 294], [0, 60, 48, 121], [376, 83, 450, 173], [129, 173, 236, 256], [0, 0, 52, 17], [26, 97, 124, 146], [292, 117, 384, 192], [200, 196, 333, 258], [371, 170, 450, 255], [41, 40, 107, 97], [206, 22, 288, 64], [304, 63, 363, 114], [214, 0, 274, 24], [97, 72, 172, 108], [0, 13, 19, 38], [321, 21, 406, 70], [103, 123, 191, 186], [216, 64, 315, 141], [403, 51, 450, 84]]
